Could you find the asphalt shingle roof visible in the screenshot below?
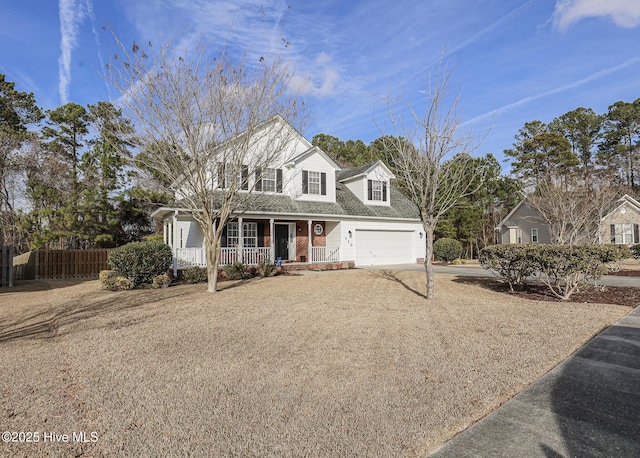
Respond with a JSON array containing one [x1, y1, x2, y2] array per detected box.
[[176, 179, 419, 220]]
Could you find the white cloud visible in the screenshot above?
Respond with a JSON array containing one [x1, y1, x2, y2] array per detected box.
[[58, 0, 85, 104], [289, 53, 340, 98], [552, 0, 640, 30]]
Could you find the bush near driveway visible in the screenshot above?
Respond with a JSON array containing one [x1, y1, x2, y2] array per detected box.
[[433, 238, 463, 263], [480, 244, 630, 300]]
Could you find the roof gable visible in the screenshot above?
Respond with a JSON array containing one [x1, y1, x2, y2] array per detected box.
[[287, 145, 341, 170], [338, 160, 395, 182]]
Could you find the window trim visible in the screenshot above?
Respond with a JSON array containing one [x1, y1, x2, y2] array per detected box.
[[531, 227, 538, 243]]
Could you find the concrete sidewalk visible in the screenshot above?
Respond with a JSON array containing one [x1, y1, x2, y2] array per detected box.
[[428, 305, 640, 457]]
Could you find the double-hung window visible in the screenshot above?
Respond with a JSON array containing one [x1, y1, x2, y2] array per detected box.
[[367, 180, 387, 202], [227, 223, 239, 247], [243, 223, 257, 248], [262, 168, 276, 192], [531, 228, 539, 243], [308, 171, 321, 195], [302, 170, 326, 195]]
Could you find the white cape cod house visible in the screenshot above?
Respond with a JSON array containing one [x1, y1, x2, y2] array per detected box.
[[152, 117, 426, 270]]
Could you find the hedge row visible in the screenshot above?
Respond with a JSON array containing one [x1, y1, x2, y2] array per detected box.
[[479, 244, 630, 300]]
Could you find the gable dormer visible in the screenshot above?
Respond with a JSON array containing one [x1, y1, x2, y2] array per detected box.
[[285, 146, 341, 202], [338, 160, 394, 207]]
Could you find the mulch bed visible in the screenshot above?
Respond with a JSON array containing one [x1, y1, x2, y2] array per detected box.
[[608, 270, 640, 277], [490, 282, 640, 307]]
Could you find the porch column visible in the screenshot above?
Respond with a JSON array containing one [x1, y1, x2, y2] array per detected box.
[[269, 219, 275, 262], [238, 217, 243, 263], [172, 211, 178, 248], [308, 219, 312, 263]]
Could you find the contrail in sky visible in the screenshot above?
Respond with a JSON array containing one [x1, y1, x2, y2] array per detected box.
[[58, 0, 85, 104], [463, 56, 640, 126]]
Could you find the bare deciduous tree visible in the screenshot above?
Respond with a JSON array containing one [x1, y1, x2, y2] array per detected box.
[[379, 66, 486, 300], [105, 35, 305, 293], [527, 174, 622, 245]]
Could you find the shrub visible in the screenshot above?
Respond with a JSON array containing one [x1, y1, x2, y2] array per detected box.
[[183, 266, 208, 284], [144, 234, 164, 244], [116, 277, 134, 290], [108, 241, 173, 286], [631, 244, 640, 260], [99, 270, 119, 290], [479, 245, 537, 291], [433, 238, 463, 263], [223, 262, 247, 280], [99, 270, 134, 291], [152, 274, 171, 289], [480, 244, 630, 300], [257, 259, 278, 278]]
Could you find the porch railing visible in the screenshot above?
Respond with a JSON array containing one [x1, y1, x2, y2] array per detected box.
[[174, 247, 270, 268], [174, 246, 340, 269], [174, 248, 207, 268], [311, 246, 340, 263]]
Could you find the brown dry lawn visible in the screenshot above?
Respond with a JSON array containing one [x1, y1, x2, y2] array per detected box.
[[0, 270, 632, 457]]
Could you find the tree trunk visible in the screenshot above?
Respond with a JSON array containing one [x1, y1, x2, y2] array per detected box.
[[424, 226, 435, 300], [206, 240, 219, 293]]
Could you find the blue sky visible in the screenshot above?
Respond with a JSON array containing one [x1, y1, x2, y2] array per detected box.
[[1, 0, 640, 172]]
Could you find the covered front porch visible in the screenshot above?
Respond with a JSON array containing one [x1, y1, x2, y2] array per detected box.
[[166, 216, 342, 270]]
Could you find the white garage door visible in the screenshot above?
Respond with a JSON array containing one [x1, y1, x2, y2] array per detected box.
[[355, 230, 414, 265]]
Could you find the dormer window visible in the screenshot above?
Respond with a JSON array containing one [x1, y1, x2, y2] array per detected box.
[[302, 170, 326, 195], [368, 180, 387, 202]]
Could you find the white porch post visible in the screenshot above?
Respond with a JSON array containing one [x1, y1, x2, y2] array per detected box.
[[238, 217, 244, 263], [172, 210, 178, 248], [307, 219, 312, 263], [269, 219, 275, 262]]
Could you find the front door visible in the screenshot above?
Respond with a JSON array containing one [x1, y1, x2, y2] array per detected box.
[[274, 224, 290, 260]]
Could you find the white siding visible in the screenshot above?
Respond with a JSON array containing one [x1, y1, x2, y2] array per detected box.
[[325, 221, 341, 248], [292, 153, 337, 202], [344, 178, 366, 203], [175, 219, 204, 248]]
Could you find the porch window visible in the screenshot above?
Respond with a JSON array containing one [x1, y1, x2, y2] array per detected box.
[[517, 229, 523, 244], [610, 224, 639, 244], [227, 223, 240, 247], [531, 228, 538, 243], [302, 170, 326, 195], [226, 222, 258, 247], [243, 223, 257, 248]]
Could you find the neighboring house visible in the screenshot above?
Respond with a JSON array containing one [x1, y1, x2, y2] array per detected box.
[[496, 200, 552, 244], [152, 117, 426, 269], [496, 194, 640, 245], [598, 194, 640, 245]]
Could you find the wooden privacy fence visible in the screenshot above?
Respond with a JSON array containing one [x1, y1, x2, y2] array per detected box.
[[1, 246, 14, 287], [13, 249, 111, 280]]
